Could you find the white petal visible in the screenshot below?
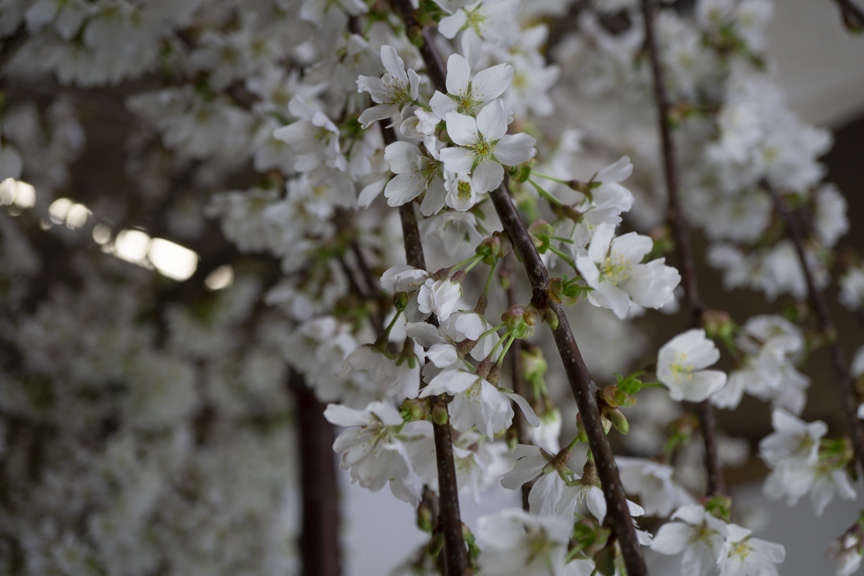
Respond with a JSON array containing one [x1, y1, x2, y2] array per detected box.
[[505, 392, 540, 427], [476, 100, 508, 142], [472, 160, 504, 193], [471, 64, 513, 102], [428, 343, 459, 368], [441, 311, 486, 341], [384, 174, 423, 206], [494, 133, 536, 166], [368, 401, 403, 426], [439, 10, 467, 39], [380, 45, 408, 85], [446, 53, 471, 96], [445, 112, 478, 146], [678, 370, 727, 402], [591, 283, 631, 319], [385, 141, 419, 174], [420, 369, 477, 397], [596, 156, 633, 184], [324, 404, 368, 427], [610, 232, 652, 264], [358, 103, 398, 128], [586, 486, 607, 522], [273, 120, 313, 145], [358, 178, 386, 208], [588, 222, 615, 263], [576, 254, 600, 288], [356, 75, 390, 102], [650, 522, 692, 555], [440, 147, 475, 175], [420, 178, 447, 216], [430, 91, 457, 119]]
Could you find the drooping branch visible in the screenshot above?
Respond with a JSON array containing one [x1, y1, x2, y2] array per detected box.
[[380, 122, 468, 575], [386, 5, 647, 574], [641, 0, 726, 498], [489, 187, 647, 575], [768, 185, 864, 475]]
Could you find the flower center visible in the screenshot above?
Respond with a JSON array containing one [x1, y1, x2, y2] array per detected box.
[[471, 136, 494, 162], [600, 256, 632, 284], [729, 539, 752, 560], [669, 353, 694, 383], [386, 77, 413, 106]]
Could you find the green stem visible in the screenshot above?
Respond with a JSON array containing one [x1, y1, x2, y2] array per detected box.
[[451, 252, 483, 273], [548, 245, 579, 272], [485, 328, 511, 363], [527, 178, 564, 206], [463, 256, 484, 275], [380, 308, 403, 344], [530, 171, 571, 186], [477, 322, 505, 342], [496, 332, 517, 368], [482, 257, 499, 299]]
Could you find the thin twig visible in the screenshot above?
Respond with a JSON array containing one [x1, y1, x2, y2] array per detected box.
[[385, 4, 648, 573], [350, 241, 380, 300], [768, 185, 864, 475], [641, 0, 726, 498], [489, 186, 647, 575], [380, 122, 468, 575], [504, 253, 531, 511]]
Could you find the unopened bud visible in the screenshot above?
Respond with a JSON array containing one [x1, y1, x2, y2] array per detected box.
[[607, 408, 629, 435], [401, 399, 426, 422], [542, 307, 559, 330], [393, 292, 409, 311], [416, 505, 433, 533], [702, 309, 733, 340], [431, 402, 449, 426]]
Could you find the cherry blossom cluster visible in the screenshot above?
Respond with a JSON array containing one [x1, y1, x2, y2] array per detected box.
[[1, 0, 862, 574]]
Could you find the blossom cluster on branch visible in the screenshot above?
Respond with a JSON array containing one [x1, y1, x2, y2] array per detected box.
[[1, 0, 864, 575]]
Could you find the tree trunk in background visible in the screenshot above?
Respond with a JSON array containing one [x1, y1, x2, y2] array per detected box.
[[290, 371, 341, 576]]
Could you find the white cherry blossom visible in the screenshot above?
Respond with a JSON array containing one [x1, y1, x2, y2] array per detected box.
[[417, 277, 463, 321], [476, 508, 571, 576], [440, 99, 536, 194], [357, 45, 424, 128], [325, 401, 431, 504], [430, 53, 513, 118], [657, 329, 727, 402], [419, 369, 538, 439], [576, 222, 680, 319], [273, 96, 345, 172], [650, 505, 727, 576], [718, 523, 785, 576]]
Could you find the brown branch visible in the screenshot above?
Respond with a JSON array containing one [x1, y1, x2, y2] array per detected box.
[[489, 186, 646, 574], [768, 185, 864, 475], [833, 0, 864, 31], [0, 24, 27, 74], [641, 0, 726, 498], [504, 253, 531, 511], [350, 241, 379, 300], [382, 6, 647, 573], [289, 370, 342, 576], [380, 123, 467, 575]]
